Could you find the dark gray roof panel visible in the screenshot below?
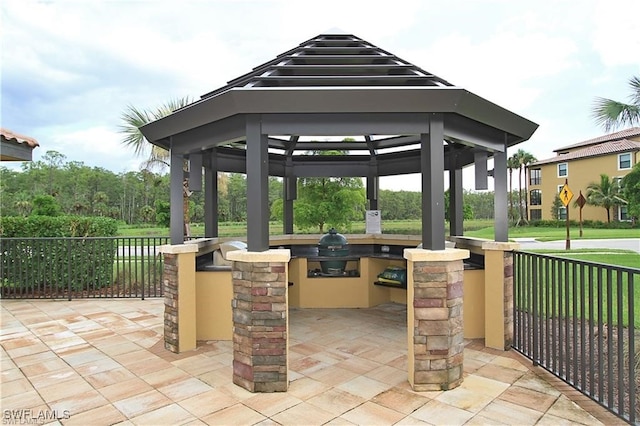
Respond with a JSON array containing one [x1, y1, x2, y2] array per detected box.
[[140, 32, 538, 158], [201, 33, 452, 98]]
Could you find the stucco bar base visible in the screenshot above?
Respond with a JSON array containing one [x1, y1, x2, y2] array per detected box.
[[404, 248, 470, 391], [227, 249, 291, 392]]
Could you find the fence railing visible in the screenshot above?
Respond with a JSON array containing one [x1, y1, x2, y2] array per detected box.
[[0, 237, 169, 299], [513, 251, 639, 424]]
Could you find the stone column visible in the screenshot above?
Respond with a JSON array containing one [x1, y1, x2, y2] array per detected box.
[[482, 241, 519, 350], [404, 248, 469, 391], [226, 249, 291, 393], [159, 244, 199, 353]]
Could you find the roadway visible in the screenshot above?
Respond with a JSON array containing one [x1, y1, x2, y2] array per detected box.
[[512, 238, 640, 254]]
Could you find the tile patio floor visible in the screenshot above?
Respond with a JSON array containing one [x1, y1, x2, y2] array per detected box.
[[0, 299, 625, 425]]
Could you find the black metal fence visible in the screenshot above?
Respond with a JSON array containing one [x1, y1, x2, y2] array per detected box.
[[513, 251, 639, 424], [0, 237, 169, 299]]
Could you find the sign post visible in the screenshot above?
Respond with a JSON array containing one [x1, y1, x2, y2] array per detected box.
[[576, 191, 586, 238], [559, 179, 573, 250]]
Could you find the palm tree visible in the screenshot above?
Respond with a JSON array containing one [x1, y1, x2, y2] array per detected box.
[[119, 97, 193, 169], [507, 154, 520, 221], [585, 174, 624, 223], [592, 75, 640, 132], [511, 150, 526, 224], [519, 151, 537, 222], [119, 97, 193, 233]]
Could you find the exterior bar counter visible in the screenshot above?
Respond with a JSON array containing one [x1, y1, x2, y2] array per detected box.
[[162, 234, 509, 349]]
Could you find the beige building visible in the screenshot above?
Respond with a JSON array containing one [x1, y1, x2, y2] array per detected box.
[[527, 127, 640, 222]]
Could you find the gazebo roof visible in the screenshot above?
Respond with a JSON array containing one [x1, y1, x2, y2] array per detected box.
[[140, 32, 537, 172], [141, 32, 538, 248]]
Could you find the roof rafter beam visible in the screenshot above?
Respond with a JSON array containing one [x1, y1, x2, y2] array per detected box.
[[262, 113, 431, 135]]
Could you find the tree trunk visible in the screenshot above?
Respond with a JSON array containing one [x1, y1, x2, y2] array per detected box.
[[517, 166, 524, 225], [509, 169, 514, 221]]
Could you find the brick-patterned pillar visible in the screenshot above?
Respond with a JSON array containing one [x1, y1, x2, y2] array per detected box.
[[503, 251, 514, 349], [163, 253, 179, 353], [404, 248, 470, 391], [226, 249, 291, 393], [160, 244, 199, 354], [482, 241, 519, 350]]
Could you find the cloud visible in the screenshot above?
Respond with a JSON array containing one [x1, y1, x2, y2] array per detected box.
[[591, 0, 640, 68], [402, 31, 578, 113]]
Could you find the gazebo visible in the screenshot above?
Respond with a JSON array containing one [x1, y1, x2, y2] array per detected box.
[[140, 31, 538, 394], [140, 31, 537, 250]]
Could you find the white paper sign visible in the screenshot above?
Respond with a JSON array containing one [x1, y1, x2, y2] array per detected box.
[[366, 210, 382, 234]]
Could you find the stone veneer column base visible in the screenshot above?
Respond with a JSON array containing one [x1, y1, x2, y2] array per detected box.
[[404, 248, 470, 392], [163, 253, 179, 353], [226, 249, 291, 393]]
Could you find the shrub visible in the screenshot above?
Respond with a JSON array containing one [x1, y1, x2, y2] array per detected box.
[[0, 216, 118, 294]]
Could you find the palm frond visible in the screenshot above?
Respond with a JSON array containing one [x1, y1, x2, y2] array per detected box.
[[592, 75, 640, 132], [628, 75, 640, 106], [119, 104, 152, 156], [592, 97, 640, 132], [152, 96, 194, 120]]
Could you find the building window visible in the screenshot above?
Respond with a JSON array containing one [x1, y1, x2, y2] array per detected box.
[[557, 185, 564, 194], [618, 153, 631, 170], [530, 189, 542, 206], [558, 207, 567, 220], [619, 205, 630, 221], [530, 168, 541, 185], [557, 162, 568, 177], [530, 209, 542, 220]]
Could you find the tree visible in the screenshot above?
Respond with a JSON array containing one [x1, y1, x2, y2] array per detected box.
[[519, 151, 537, 222], [119, 97, 194, 233], [31, 195, 61, 217], [550, 193, 563, 220], [510, 149, 536, 225], [592, 75, 640, 132], [622, 163, 640, 223], [293, 144, 366, 233], [507, 154, 519, 221], [295, 176, 365, 232], [585, 174, 624, 223]]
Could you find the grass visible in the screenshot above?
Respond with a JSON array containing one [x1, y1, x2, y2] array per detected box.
[[528, 249, 640, 270], [516, 251, 640, 328], [465, 226, 640, 241], [119, 220, 639, 241]]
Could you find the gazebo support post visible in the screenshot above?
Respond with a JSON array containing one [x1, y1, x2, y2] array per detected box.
[[450, 167, 463, 236], [204, 151, 219, 238], [493, 141, 508, 242], [421, 114, 445, 250], [449, 144, 463, 237], [170, 149, 185, 245], [283, 174, 295, 235], [367, 174, 378, 211], [246, 115, 270, 252]]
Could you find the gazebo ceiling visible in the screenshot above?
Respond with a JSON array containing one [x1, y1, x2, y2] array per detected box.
[[140, 32, 538, 174]]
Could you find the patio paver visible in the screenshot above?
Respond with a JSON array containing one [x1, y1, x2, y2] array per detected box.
[[0, 299, 624, 425]]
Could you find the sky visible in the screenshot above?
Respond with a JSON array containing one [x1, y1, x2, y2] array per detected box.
[[2, 0, 639, 192]]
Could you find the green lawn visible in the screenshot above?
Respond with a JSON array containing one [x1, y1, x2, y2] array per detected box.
[[119, 220, 639, 244], [466, 226, 640, 241], [516, 250, 640, 328], [528, 249, 640, 269]]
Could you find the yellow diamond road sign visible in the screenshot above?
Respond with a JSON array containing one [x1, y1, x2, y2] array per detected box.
[[559, 184, 573, 207]]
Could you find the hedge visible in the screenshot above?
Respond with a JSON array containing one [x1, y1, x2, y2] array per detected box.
[[1, 216, 118, 294]]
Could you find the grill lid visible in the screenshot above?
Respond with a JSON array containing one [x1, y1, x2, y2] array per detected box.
[[318, 228, 348, 249]]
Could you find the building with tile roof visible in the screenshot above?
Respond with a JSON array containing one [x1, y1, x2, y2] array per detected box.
[[0, 128, 40, 161], [527, 128, 640, 222]]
